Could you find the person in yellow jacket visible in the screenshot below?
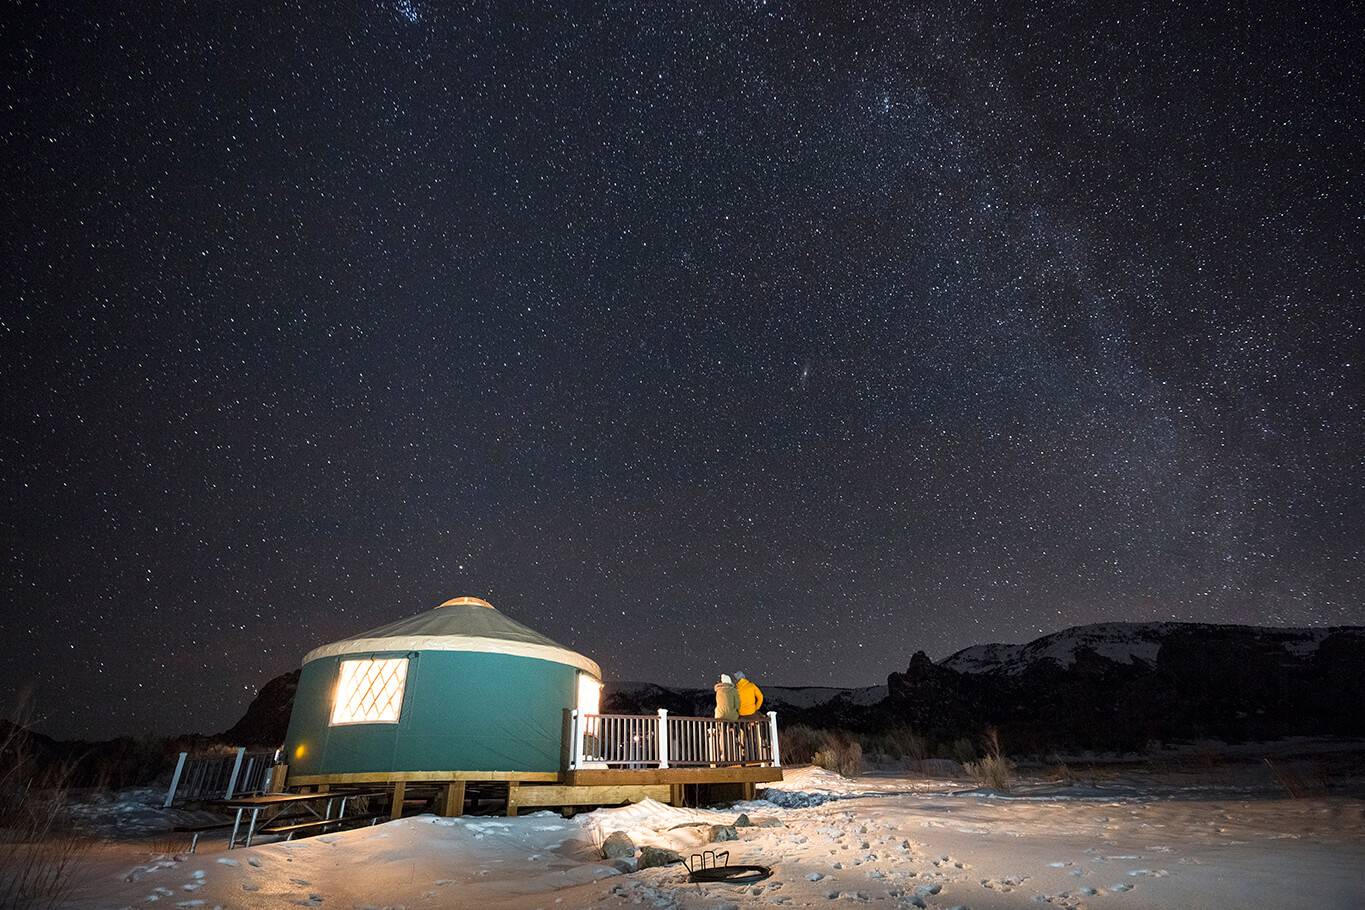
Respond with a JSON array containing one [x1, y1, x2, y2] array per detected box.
[[735, 671, 763, 717]]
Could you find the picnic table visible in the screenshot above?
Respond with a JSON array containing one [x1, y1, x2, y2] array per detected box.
[[207, 790, 386, 849]]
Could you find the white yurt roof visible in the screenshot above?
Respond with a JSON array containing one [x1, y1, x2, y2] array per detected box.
[[302, 596, 601, 677]]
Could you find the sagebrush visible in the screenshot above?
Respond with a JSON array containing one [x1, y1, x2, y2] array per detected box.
[[1, 714, 90, 910], [964, 726, 1015, 791]]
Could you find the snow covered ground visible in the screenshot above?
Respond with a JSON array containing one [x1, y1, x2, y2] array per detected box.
[[33, 765, 1365, 909]]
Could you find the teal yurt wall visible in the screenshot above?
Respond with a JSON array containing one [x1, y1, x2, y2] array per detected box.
[[282, 596, 601, 777]]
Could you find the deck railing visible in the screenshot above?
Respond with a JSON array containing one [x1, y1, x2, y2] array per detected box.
[[163, 747, 281, 807], [569, 709, 780, 771]]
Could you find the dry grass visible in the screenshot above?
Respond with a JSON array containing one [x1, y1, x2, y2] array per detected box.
[[0, 715, 91, 910], [964, 726, 1016, 791], [778, 724, 825, 765], [812, 730, 863, 778], [1263, 758, 1329, 799], [860, 726, 927, 763], [949, 736, 977, 764]]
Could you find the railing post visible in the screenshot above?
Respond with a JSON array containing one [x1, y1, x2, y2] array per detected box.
[[767, 711, 781, 767], [163, 752, 188, 808], [569, 709, 584, 770], [656, 709, 669, 769], [224, 747, 246, 799]]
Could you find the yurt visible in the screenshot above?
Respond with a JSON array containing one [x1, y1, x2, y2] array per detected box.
[[282, 596, 602, 778]]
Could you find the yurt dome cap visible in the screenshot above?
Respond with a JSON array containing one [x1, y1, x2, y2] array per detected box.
[[302, 595, 601, 677]]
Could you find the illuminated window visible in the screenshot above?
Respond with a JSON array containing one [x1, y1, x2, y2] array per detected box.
[[330, 657, 409, 725]]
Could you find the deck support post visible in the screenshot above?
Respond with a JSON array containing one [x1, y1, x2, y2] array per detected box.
[[389, 782, 406, 819], [438, 782, 465, 817], [506, 782, 519, 817], [656, 709, 669, 769], [767, 711, 781, 767]]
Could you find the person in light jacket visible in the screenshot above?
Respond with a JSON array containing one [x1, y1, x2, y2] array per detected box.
[[735, 671, 764, 717], [711, 674, 740, 765], [714, 673, 739, 721]]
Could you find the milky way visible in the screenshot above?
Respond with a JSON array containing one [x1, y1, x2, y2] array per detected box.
[[2, 2, 1360, 738]]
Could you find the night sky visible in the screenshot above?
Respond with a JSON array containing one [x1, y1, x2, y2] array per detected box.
[[3, 2, 1360, 741]]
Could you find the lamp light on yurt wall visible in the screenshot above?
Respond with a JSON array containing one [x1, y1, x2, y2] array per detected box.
[[577, 671, 602, 715]]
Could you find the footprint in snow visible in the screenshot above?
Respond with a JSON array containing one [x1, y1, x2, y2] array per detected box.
[[215, 857, 238, 867], [1110, 882, 1134, 892], [246, 855, 263, 867]]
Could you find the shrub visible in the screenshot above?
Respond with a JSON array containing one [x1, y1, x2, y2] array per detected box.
[[812, 730, 862, 778], [861, 726, 927, 763], [949, 737, 977, 764], [964, 726, 1015, 791], [0, 716, 90, 910], [965, 754, 1015, 790], [778, 724, 824, 765]]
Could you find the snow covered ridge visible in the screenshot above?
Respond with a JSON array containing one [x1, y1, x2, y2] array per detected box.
[[939, 622, 1365, 675]]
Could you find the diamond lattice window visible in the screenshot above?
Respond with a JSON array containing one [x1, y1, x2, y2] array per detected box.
[[330, 657, 409, 725]]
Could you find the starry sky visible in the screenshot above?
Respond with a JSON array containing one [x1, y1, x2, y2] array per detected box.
[[3, 2, 1360, 740]]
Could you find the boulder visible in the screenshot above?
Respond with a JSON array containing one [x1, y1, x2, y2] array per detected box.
[[600, 831, 636, 859], [733, 813, 751, 827], [638, 845, 684, 869], [742, 813, 786, 829], [708, 824, 738, 842]]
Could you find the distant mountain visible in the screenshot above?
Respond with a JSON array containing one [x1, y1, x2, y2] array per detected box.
[[890, 622, 1365, 751], [218, 621, 1365, 754], [939, 622, 1345, 676]]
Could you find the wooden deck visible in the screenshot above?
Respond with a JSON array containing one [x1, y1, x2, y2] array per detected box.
[[282, 710, 783, 817]]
